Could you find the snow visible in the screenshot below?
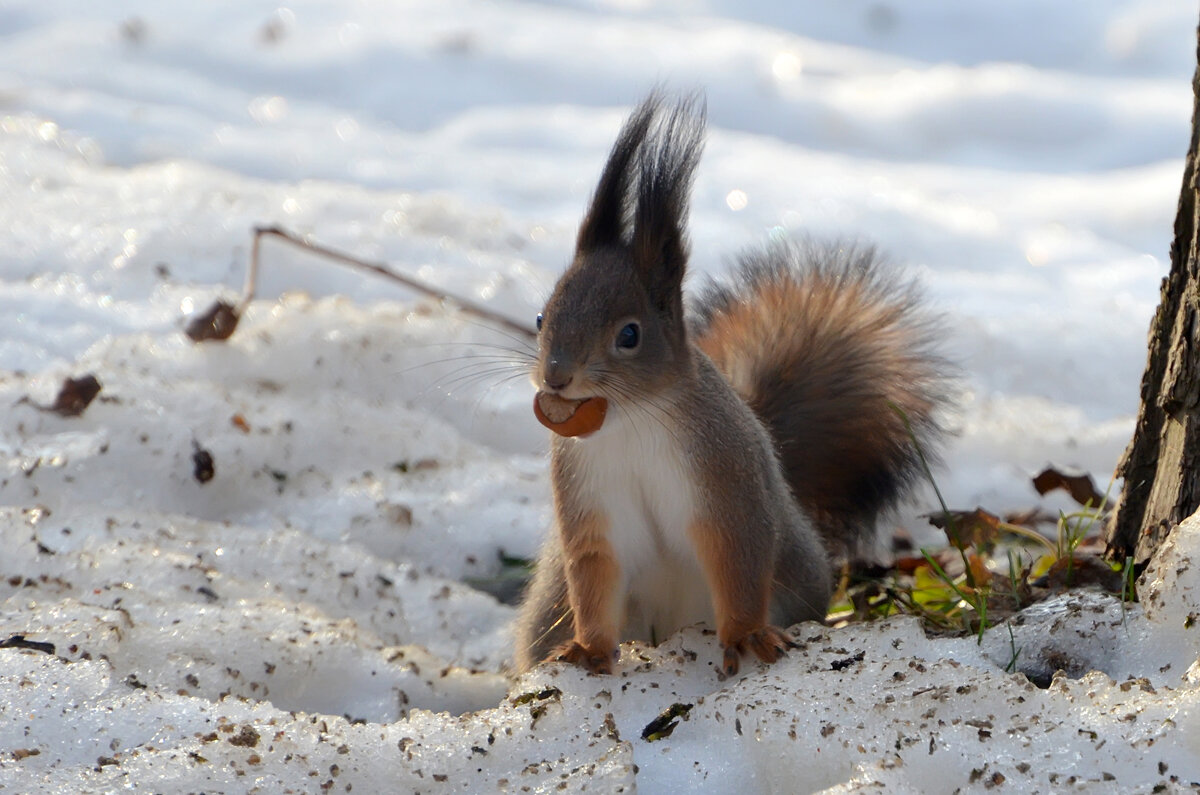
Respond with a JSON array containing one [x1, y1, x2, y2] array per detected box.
[[0, 0, 1198, 791]]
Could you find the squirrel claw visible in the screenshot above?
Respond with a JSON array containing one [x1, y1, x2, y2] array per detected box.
[[722, 646, 741, 676], [548, 640, 614, 675], [722, 626, 794, 675]]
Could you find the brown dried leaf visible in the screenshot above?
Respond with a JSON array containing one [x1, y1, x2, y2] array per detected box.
[[1031, 467, 1104, 508], [185, 300, 241, 342], [43, 374, 102, 417], [927, 507, 1002, 552], [965, 552, 992, 590]]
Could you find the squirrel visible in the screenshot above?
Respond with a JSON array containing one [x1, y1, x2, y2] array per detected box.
[[514, 91, 949, 676]]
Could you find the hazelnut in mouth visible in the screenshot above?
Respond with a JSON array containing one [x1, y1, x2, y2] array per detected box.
[[533, 392, 608, 437]]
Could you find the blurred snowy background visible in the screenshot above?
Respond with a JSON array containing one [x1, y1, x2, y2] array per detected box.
[[1, 0, 1193, 510]]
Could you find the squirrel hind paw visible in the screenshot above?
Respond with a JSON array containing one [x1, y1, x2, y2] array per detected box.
[[721, 626, 794, 675], [547, 640, 616, 675]]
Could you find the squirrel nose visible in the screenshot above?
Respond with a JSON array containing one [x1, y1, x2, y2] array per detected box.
[[542, 360, 573, 391]]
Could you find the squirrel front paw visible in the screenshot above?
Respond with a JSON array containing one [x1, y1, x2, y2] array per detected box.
[[547, 640, 616, 675], [721, 625, 796, 676]]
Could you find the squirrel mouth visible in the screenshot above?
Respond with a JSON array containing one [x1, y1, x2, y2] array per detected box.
[[533, 391, 608, 437]]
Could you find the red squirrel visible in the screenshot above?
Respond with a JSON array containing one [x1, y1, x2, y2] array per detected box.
[[515, 92, 949, 676]]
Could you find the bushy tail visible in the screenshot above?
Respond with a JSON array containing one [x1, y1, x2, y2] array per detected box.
[[690, 240, 952, 556]]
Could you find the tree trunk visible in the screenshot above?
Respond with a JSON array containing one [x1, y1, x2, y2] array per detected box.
[[1106, 23, 1200, 566]]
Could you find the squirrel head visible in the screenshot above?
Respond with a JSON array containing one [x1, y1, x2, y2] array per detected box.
[[534, 92, 706, 404]]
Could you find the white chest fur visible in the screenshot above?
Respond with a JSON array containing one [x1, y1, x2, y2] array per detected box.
[[565, 403, 715, 642]]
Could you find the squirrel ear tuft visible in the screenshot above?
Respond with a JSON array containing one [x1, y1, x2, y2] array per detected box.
[[576, 93, 660, 253], [631, 93, 706, 308], [575, 90, 706, 312]]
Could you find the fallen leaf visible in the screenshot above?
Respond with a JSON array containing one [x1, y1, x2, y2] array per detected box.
[[185, 300, 241, 342], [1032, 467, 1105, 508], [39, 374, 102, 417], [912, 565, 957, 607], [965, 552, 992, 590], [927, 507, 1002, 552], [1029, 553, 1057, 581]]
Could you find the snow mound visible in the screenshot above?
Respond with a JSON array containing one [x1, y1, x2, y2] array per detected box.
[[6, 508, 1200, 791]]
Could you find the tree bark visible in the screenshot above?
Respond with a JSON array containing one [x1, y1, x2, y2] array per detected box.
[[1106, 23, 1200, 566]]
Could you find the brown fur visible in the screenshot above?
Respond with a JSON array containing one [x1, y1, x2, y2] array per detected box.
[[556, 510, 620, 666], [691, 242, 949, 558], [687, 518, 788, 675]]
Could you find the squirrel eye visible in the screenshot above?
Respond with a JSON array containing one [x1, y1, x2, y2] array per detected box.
[[535, 313, 544, 332], [616, 322, 640, 350]]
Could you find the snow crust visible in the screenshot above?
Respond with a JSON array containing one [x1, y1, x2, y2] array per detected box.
[[6, 506, 1200, 792]]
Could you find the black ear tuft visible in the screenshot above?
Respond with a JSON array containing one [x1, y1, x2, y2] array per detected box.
[[576, 90, 706, 271], [576, 93, 661, 253], [631, 93, 706, 307]]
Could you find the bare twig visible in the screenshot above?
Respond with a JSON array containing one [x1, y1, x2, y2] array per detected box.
[[251, 226, 538, 339], [187, 225, 538, 342]]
